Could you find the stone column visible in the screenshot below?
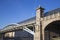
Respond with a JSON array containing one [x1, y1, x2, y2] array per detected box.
[[34, 6, 44, 40]]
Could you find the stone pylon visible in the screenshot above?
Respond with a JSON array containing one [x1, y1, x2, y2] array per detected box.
[[34, 6, 44, 40]]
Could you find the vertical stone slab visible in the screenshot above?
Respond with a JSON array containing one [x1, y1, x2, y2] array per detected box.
[[34, 6, 44, 40]]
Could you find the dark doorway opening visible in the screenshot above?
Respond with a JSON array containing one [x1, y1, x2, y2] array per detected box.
[[44, 20, 60, 40]]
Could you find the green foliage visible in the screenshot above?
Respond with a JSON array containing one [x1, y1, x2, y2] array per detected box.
[[0, 33, 2, 38]]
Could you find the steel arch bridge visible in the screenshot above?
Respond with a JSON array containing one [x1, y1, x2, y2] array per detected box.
[[0, 7, 60, 40]]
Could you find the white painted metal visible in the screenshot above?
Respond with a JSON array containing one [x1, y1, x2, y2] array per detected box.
[[23, 27, 34, 35]]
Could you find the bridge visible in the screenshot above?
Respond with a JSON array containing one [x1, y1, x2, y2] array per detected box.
[[0, 6, 60, 40]]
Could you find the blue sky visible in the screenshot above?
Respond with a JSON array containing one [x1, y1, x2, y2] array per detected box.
[[0, 0, 60, 29]]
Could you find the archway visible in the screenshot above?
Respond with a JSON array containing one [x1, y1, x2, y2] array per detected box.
[[44, 20, 60, 40]]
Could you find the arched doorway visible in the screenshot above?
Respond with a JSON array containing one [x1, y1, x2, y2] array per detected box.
[[44, 20, 60, 40]]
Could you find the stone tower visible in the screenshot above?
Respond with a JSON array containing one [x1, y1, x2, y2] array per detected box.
[[34, 6, 44, 40]]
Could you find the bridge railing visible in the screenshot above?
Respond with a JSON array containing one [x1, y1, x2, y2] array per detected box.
[[42, 12, 60, 21]]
